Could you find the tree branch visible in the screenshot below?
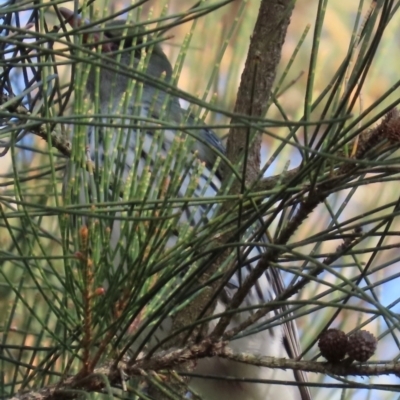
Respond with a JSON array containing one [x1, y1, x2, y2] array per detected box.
[[10, 340, 400, 400]]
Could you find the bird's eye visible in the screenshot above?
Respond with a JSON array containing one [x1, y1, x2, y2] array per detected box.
[[104, 32, 134, 51], [109, 42, 120, 52]]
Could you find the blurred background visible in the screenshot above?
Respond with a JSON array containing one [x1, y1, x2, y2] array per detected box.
[[1, 1, 400, 399]]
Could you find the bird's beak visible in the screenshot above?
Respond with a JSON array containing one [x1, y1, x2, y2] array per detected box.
[[59, 7, 114, 53]]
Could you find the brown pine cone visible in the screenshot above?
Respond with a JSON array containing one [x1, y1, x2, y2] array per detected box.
[[347, 330, 377, 362], [318, 329, 348, 362]]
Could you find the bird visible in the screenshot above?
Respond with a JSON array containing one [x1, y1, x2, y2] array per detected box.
[[60, 8, 311, 400]]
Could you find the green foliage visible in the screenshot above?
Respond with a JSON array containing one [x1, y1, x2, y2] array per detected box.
[[2, 1, 400, 400]]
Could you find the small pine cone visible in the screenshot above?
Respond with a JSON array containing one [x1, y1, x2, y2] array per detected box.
[[347, 330, 377, 362], [318, 329, 348, 362]]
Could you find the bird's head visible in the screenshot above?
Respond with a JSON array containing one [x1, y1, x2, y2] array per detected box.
[[59, 8, 173, 106]]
